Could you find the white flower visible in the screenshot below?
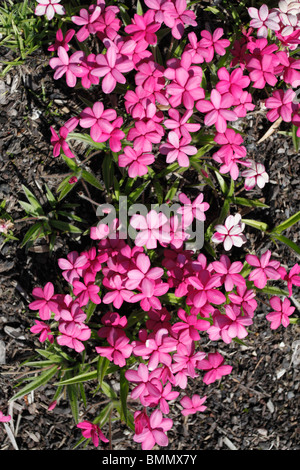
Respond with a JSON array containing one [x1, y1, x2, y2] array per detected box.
[[241, 160, 269, 191], [248, 5, 280, 38], [276, 0, 300, 36], [35, 0, 65, 21], [211, 214, 247, 252]]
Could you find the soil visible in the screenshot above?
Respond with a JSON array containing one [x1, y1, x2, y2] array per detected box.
[[0, 4, 300, 452]]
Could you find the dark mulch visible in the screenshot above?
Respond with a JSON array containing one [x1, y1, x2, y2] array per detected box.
[[0, 30, 300, 451]]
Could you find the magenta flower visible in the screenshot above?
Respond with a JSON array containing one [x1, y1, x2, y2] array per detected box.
[[197, 351, 233, 385], [196, 89, 238, 133], [0, 411, 11, 423], [198, 28, 230, 63], [29, 282, 60, 320], [246, 250, 281, 289], [95, 333, 133, 367], [48, 28, 75, 52], [278, 263, 300, 297], [185, 32, 208, 64], [77, 421, 109, 447], [241, 160, 269, 191], [118, 146, 155, 178], [49, 46, 87, 87], [177, 192, 210, 227], [125, 363, 161, 402], [187, 270, 226, 309], [213, 128, 247, 166], [127, 119, 162, 153], [126, 253, 164, 290], [228, 285, 257, 317], [130, 210, 170, 249], [211, 214, 247, 251], [30, 320, 54, 343], [248, 4, 280, 37], [130, 278, 169, 312], [171, 308, 210, 342], [266, 296, 295, 330], [125, 9, 161, 45], [265, 89, 296, 122], [58, 251, 89, 284], [247, 54, 278, 89], [233, 90, 255, 118], [222, 304, 253, 342], [159, 131, 197, 167], [180, 394, 207, 415], [72, 273, 101, 307], [162, 0, 197, 40], [210, 254, 246, 292], [57, 316, 91, 353], [102, 274, 134, 309], [132, 328, 177, 370], [50, 117, 79, 159], [71, 6, 103, 42], [79, 102, 117, 142], [133, 409, 173, 450], [135, 59, 165, 92], [166, 69, 204, 110], [164, 108, 201, 140], [91, 45, 133, 94], [216, 67, 250, 101], [35, 0, 65, 21]]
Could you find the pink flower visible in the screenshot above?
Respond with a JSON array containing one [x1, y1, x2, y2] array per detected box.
[[125, 363, 161, 402], [266, 296, 295, 329], [130, 210, 170, 249], [213, 128, 247, 166], [72, 272, 101, 306], [71, 6, 103, 42], [48, 28, 75, 52], [144, 0, 169, 23], [198, 28, 230, 63], [164, 108, 201, 140], [265, 89, 296, 122], [165, 61, 204, 110], [49, 47, 87, 87], [30, 320, 54, 343], [162, 0, 197, 40], [216, 67, 250, 100], [129, 278, 169, 312], [248, 5, 280, 38], [197, 351, 233, 384], [0, 411, 11, 423], [211, 214, 247, 251], [210, 254, 245, 292], [50, 117, 79, 159], [127, 119, 162, 153], [35, 0, 65, 21], [187, 270, 226, 309], [171, 308, 210, 342], [29, 282, 60, 320], [118, 146, 155, 178], [196, 89, 238, 133], [125, 9, 161, 45], [180, 394, 207, 415], [177, 192, 210, 227], [77, 421, 109, 447], [133, 409, 173, 450], [58, 251, 89, 284], [159, 131, 197, 167], [278, 263, 300, 296], [185, 32, 208, 64], [79, 102, 117, 142], [96, 333, 133, 367], [91, 45, 133, 94], [135, 59, 165, 92], [126, 253, 164, 290], [241, 160, 269, 191], [247, 54, 278, 89], [222, 304, 253, 342], [228, 285, 257, 317], [246, 250, 281, 289], [102, 274, 134, 309], [57, 315, 91, 353]]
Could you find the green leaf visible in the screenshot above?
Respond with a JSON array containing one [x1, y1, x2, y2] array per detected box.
[[292, 124, 300, 152], [270, 210, 300, 234], [97, 356, 110, 386], [257, 285, 289, 297], [102, 153, 114, 191], [119, 369, 129, 423], [10, 365, 59, 402], [231, 196, 269, 208], [67, 384, 79, 423], [50, 220, 82, 233], [270, 233, 300, 256], [242, 218, 269, 232], [20, 221, 45, 247], [101, 380, 118, 399], [81, 169, 104, 191], [21, 185, 44, 215], [67, 132, 106, 150]]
